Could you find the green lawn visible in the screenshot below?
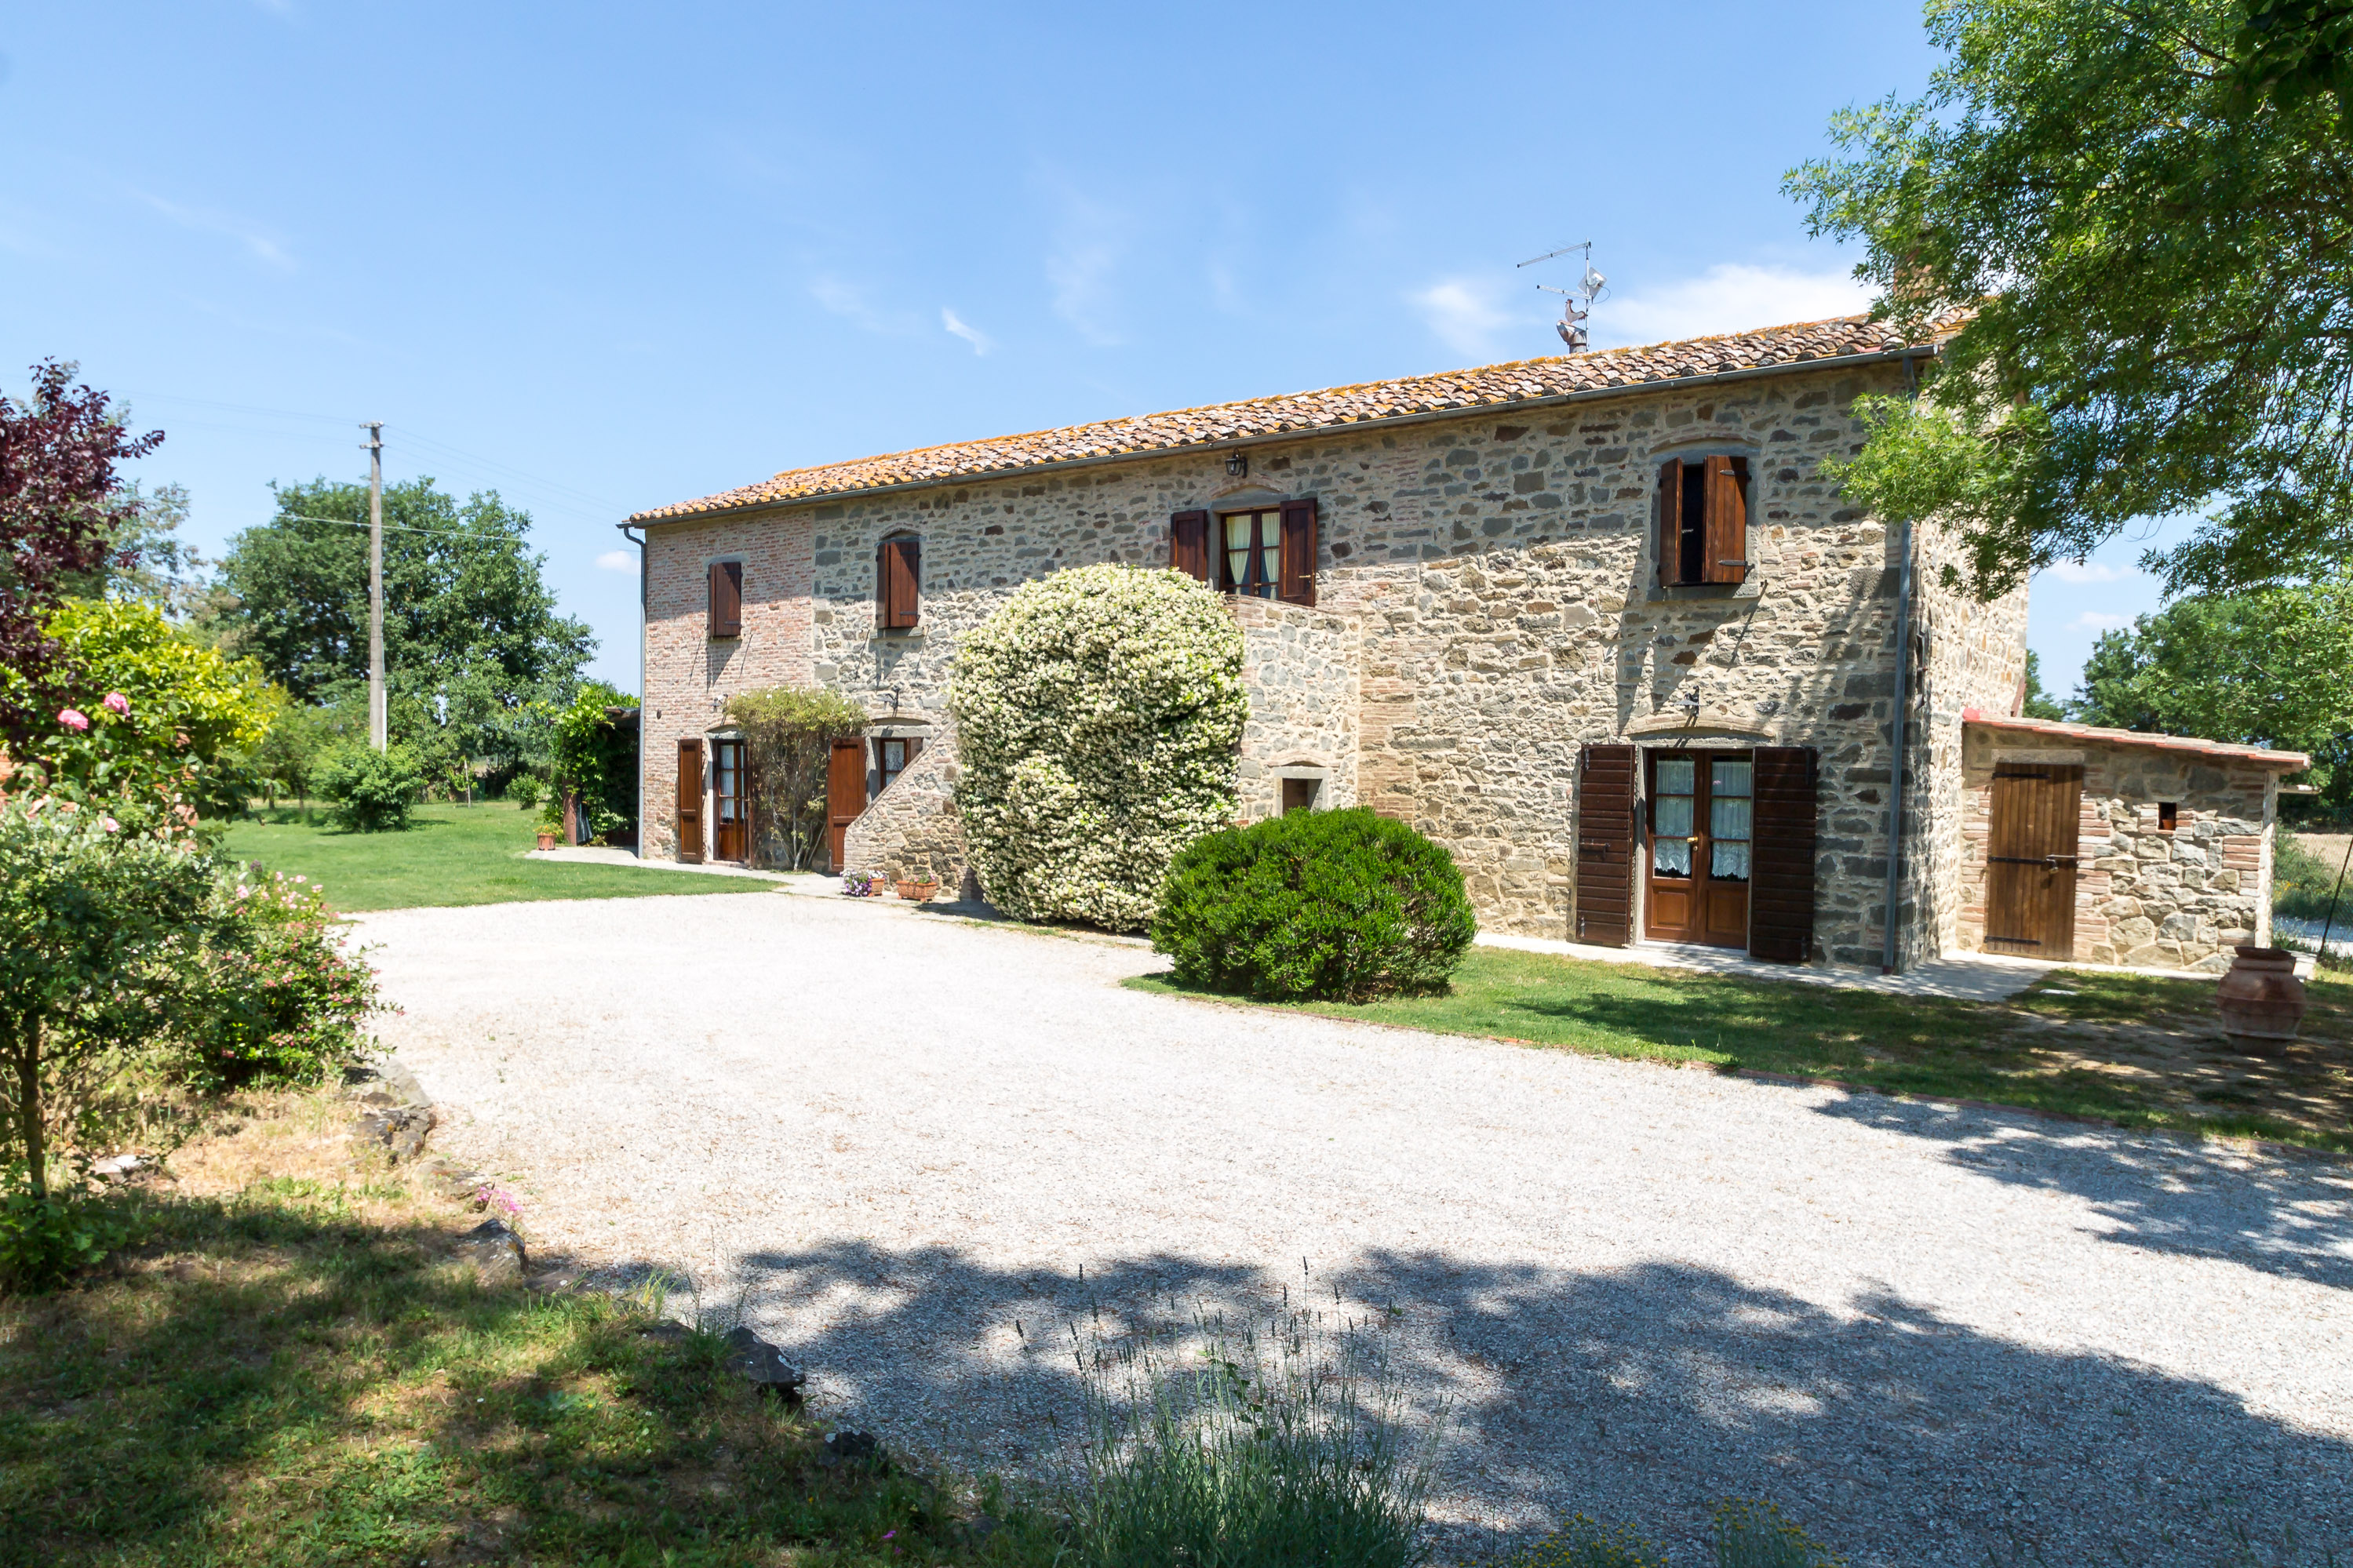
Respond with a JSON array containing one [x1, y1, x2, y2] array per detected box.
[[222, 802, 778, 913], [1129, 948, 2353, 1151]]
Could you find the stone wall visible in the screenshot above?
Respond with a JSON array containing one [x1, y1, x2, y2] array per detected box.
[[1233, 597, 1360, 822], [642, 359, 2032, 957], [1956, 726, 2280, 972], [841, 729, 966, 887]]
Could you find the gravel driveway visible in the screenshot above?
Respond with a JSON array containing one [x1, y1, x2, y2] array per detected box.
[[364, 892, 2353, 1566]]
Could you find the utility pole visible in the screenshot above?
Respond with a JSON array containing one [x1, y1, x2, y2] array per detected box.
[[363, 422, 386, 752]]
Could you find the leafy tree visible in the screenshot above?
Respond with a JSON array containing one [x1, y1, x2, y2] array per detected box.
[[726, 686, 870, 868], [214, 477, 593, 781], [240, 690, 357, 813], [0, 362, 163, 740], [550, 681, 642, 843], [1787, 0, 2353, 596], [2071, 580, 2353, 813], [2020, 650, 2067, 721], [312, 744, 427, 832], [64, 479, 210, 620]]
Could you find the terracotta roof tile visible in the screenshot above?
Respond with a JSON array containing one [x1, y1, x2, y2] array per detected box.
[[1961, 709, 2311, 770], [632, 312, 1953, 522]]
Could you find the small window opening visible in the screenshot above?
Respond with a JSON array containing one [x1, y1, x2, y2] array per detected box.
[[1221, 509, 1279, 598], [1281, 777, 1320, 814], [2158, 801, 2178, 832], [1677, 462, 1707, 584], [877, 736, 922, 793]]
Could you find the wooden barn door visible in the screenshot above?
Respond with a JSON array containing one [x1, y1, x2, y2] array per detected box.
[[826, 737, 869, 874], [675, 739, 705, 864], [1575, 744, 1637, 945], [1983, 762, 2084, 959]]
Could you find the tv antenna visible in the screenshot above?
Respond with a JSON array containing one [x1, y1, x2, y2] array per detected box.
[[1517, 240, 1607, 350]]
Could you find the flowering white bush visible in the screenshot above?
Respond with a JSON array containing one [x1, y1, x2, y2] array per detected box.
[[950, 565, 1246, 930]]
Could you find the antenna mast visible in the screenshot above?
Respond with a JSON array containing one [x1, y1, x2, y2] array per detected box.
[[1517, 240, 1608, 350]]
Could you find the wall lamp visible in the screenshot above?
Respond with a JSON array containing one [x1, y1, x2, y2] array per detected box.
[[1225, 451, 1248, 478]]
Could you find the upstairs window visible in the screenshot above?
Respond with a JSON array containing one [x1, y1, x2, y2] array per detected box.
[[876, 536, 920, 630], [877, 735, 923, 793], [1170, 498, 1317, 606], [708, 559, 742, 638], [1656, 456, 1750, 586]]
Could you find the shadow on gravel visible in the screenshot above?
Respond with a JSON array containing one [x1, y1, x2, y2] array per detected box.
[[1808, 1093, 2353, 1290], [668, 1239, 2351, 1568]]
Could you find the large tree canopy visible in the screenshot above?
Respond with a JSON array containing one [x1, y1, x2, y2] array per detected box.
[[214, 477, 592, 777], [1787, 0, 2353, 597]]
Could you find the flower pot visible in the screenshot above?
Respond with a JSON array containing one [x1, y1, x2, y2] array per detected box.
[[896, 879, 939, 902], [535, 830, 558, 851], [2217, 944, 2307, 1057]]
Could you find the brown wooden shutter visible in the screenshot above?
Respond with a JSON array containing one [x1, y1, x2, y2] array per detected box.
[[825, 736, 869, 873], [1277, 497, 1318, 606], [1575, 744, 1638, 946], [1748, 746, 1818, 962], [708, 561, 742, 638], [1170, 509, 1211, 583], [676, 738, 705, 864], [877, 538, 920, 629], [1655, 461, 1683, 585], [1704, 456, 1750, 584]]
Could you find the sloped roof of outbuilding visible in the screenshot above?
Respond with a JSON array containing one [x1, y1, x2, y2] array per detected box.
[[630, 311, 1955, 523], [1962, 710, 2311, 771]]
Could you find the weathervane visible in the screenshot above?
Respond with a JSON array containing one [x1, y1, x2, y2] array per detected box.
[[1517, 240, 1608, 351]]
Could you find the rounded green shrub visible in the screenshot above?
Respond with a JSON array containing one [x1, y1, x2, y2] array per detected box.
[[951, 564, 1246, 930], [312, 743, 424, 831], [1151, 807, 1477, 1001]]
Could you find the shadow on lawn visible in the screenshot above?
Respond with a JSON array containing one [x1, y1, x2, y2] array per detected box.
[[698, 1239, 2351, 1568]]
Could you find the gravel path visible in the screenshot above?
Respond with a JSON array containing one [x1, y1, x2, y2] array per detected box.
[[363, 893, 2353, 1566]]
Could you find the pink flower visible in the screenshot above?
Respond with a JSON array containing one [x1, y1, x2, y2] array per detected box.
[[57, 708, 89, 731], [99, 816, 120, 833], [102, 692, 129, 715]]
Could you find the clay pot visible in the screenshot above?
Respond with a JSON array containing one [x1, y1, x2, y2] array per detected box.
[[535, 830, 559, 851], [896, 879, 938, 902], [2216, 944, 2307, 1057]]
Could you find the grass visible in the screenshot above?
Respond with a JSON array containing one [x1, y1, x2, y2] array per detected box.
[[221, 801, 779, 913], [0, 1091, 1050, 1567], [1128, 949, 2353, 1153]]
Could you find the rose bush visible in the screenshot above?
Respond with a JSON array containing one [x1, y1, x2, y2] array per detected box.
[[950, 565, 1246, 930]]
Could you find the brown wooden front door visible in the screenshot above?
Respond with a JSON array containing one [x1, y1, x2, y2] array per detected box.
[[712, 738, 749, 863], [825, 737, 868, 874], [1983, 762, 2083, 958], [1644, 750, 1754, 949], [676, 739, 704, 864]]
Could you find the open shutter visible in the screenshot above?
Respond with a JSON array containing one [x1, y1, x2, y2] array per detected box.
[[1655, 461, 1683, 585], [1277, 497, 1318, 606], [676, 738, 705, 864], [1704, 457, 1750, 584], [1170, 509, 1211, 584], [1575, 744, 1638, 946], [877, 538, 920, 629], [825, 736, 869, 873], [708, 561, 742, 638], [1748, 745, 1818, 962]]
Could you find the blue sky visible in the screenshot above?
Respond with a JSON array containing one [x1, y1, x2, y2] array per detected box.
[[2, 0, 2162, 694]]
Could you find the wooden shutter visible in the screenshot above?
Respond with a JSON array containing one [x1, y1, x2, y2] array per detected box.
[[825, 737, 869, 873], [676, 738, 704, 864], [1575, 744, 1638, 946], [1277, 497, 1318, 606], [708, 560, 742, 638], [1655, 461, 1683, 585], [877, 537, 920, 629], [1170, 509, 1211, 584], [1748, 746, 1818, 962], [1704, 457, 1750, 584]]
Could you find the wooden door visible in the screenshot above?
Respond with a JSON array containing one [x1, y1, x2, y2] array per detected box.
[[1983, 762, 2083, 958], [675, 739, 704, 864], [1575, 744, 1638, 945], [1644, 750, 1752, 950], [712, 738, 749, 863], [825, 737, 868, 873], [1748, 747, 1819, 962]]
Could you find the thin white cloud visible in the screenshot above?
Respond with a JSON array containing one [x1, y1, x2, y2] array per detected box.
[[2040, 559, 2139, 584], [1041, 187, 1131, 346], [2071, 610, 2133, 632], [1597, 264, 1873, 348], [135, 190, 294, 270], [942, 307, 992, 355], [809, 275, 916, 335], [595, 549, 636, 573], [1409, 278, 1520, 360]]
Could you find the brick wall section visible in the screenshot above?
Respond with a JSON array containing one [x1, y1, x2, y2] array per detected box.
[[642, 362, 2032, 959], [642, 515, 814, 860], [1956, 726, 2280, 972]]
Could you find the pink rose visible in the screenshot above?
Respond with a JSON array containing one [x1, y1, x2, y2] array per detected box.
[[57, 708, 89, 732], [103, 692, 129, 715], [99, 815, 120, 833]]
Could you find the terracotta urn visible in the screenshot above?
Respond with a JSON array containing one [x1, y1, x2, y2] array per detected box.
[[2216, 944, 2307, 1056], [535, 829, 558, 851]]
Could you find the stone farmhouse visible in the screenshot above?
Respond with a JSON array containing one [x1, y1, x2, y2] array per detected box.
[[624, 315, 2306, 973]]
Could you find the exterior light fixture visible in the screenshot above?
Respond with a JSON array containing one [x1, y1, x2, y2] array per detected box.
[[1226, 451, 1248, 478]]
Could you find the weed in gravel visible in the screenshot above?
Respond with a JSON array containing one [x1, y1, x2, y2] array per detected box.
[[1509, 1513, 1670, 1566], [1712, 1498, 1844, 1566]]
